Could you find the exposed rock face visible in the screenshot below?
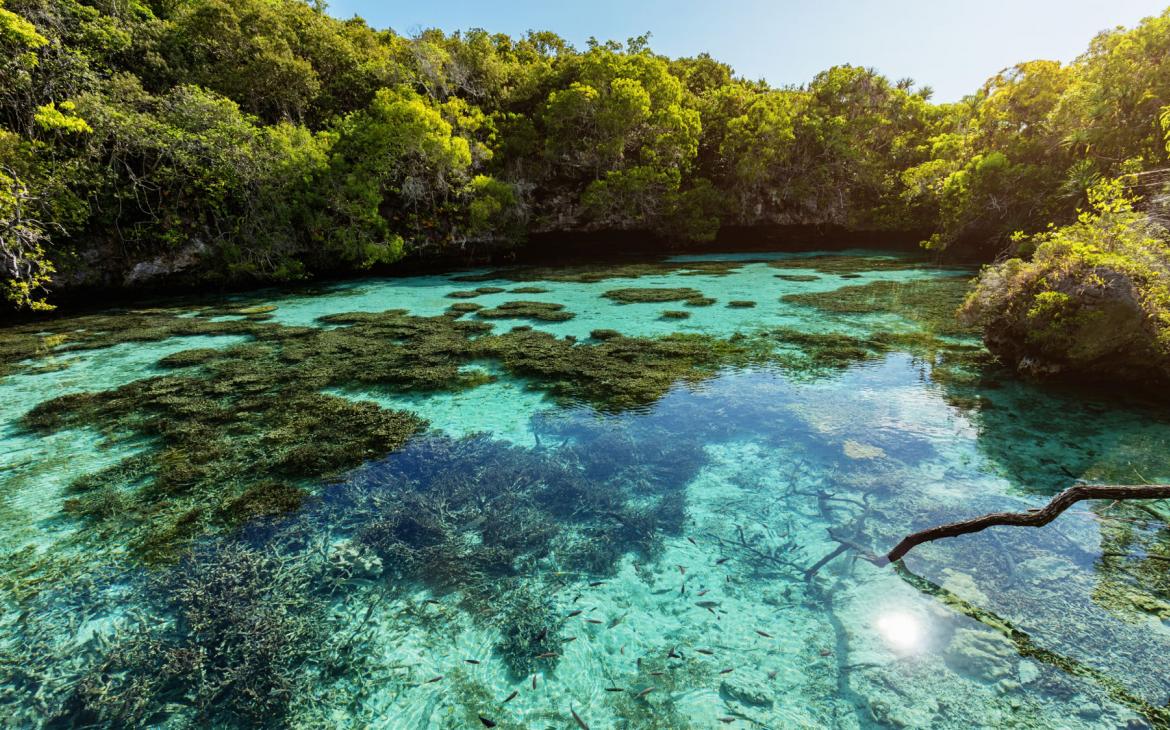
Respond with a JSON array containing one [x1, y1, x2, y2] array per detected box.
[[974, 265, 1169, 386], [123, 239, 209, 286]]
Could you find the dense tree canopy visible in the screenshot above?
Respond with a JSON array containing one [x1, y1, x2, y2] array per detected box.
[[2, 0, 1170, 309]]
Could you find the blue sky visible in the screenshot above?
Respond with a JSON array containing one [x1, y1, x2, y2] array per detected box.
[[324, 0, 1168, 101]]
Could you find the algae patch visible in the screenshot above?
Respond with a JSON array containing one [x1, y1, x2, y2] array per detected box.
[[603, 287, 712, 305]]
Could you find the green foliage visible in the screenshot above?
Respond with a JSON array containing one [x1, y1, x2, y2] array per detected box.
[[3, 0, 1170, 309], [961, 178, 1170, 382]]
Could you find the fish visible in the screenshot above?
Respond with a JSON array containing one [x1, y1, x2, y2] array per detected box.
[[478, 715, 497, 728], [570, 706, 590, 730], [423, 598, 442, 605], [532, 674, 538, 690], [696, 648, 714, 655], [687, 536, 697, 545], [535, 627, 548, 642], [584, 618, 603, 624], [502, 690, 519, 704], [679, 583, 685, 595], [736, 524, 746, 543], [589, 581, 606, 587], [635, 687, 656, 699], [697, 589, 709, 597], [563, 636, 578, 643], [719, 668, 734, 674], [536, 652, 558, 659], [608, 613, 627, 629], [667, 646, 681, 658], [424, 675, 444, 683], [465, 659, 481, 665], [719, 718, 737, 724], [715, 557, 730, 565], [767, 670, 778, 680], [678, 565, 686, 575], [605, 687, 624, 692], [819, 648, 832, 656], [755, 630, 774, 638], [567, 609, 583, 618]]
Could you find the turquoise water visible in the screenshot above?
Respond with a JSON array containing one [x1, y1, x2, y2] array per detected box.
[[2, 251, 1169, 728]]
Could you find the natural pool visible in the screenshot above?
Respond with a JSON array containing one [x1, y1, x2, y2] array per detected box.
[[1, 250, 1169, 729]]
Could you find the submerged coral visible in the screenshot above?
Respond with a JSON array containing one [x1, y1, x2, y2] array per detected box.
[[63, 543, 337, 727], [781, 276, 978, 336], [767, 254, 935, 274], [474, 300, 575, 322], [603, 287, 711, 305]]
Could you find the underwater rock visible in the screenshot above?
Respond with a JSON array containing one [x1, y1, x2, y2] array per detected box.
[[1017, 554, 1077, 583], [843, 440, 886, 460], [719, 674, 774, 707], [940, 569, 989, 606], [1017, 660, 1041, 685], [943, 628, 1017, 683], [661, 310, 690, 320]]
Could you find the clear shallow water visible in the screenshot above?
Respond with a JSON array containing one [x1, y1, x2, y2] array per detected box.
[[2, 251, 1170, 729]]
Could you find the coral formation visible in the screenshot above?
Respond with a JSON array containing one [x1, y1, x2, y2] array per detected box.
[[474, 300, 575, 322], [602, 287, 713, 306]]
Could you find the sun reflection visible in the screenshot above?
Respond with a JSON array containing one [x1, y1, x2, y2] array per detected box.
[[876, 611, 924, 653]]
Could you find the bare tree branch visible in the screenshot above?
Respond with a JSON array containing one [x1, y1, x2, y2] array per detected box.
[[885, 484, 1170, 563]]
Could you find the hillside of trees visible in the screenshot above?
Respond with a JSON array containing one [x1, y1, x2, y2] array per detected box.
[[2, 0, 1170, 311]]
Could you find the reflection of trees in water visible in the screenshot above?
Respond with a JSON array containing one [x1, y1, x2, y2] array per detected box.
[[940, 372, 1170, 495]]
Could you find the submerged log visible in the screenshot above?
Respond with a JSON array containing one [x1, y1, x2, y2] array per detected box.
[[886, 484, 1170, 563]]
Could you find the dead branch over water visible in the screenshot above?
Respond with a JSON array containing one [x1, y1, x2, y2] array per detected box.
[[885, 484, 1170, 563]]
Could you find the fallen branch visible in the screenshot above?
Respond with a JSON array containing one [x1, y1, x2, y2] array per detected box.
[[886, 484, 1170, 563]]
